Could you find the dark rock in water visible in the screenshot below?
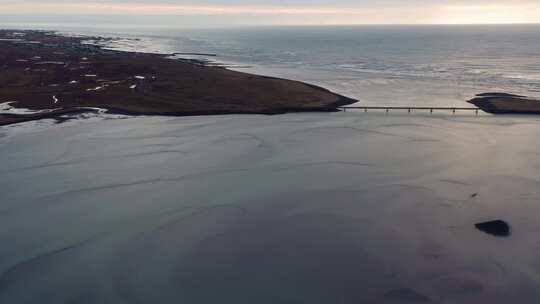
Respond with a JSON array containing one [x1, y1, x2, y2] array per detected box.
[[468, 93, 540, 114], [475, 220, 510, 237], [470, 193, 478, 198], [383, 288, 431, 303]]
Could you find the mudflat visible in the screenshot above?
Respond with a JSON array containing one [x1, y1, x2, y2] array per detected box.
[[0, 30, 356, 125]]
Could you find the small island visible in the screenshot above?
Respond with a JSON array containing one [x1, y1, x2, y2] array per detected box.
[[0, 30, 356, 126], [468, 93, 540, 114]]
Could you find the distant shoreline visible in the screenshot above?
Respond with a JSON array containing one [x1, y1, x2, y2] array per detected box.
[[0, 29, 356, 126]]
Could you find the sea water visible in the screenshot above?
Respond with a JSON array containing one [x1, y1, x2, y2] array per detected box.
[[1, 113, 540, 303], [54, 24, 540, 107], [2, 25, 540, 303]]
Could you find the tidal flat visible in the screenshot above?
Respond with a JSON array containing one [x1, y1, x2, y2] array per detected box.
[[1, 112, 540, 303]]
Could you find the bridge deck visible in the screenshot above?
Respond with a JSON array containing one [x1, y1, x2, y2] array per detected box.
[[339, 106, 481, 114]]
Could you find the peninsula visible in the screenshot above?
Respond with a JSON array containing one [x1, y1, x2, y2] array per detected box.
[[0, 30, 356, 126]]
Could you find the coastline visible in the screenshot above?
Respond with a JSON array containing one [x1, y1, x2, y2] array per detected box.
[[0, 29, 357, 126], [3, 26, 540, 303]]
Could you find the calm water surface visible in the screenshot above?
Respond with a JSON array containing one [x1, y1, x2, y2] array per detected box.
[[53, 25, 540, 107], [2, 24, 540, 303]]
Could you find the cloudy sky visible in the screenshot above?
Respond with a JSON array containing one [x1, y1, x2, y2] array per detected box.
[[1, 0, 539, 27]]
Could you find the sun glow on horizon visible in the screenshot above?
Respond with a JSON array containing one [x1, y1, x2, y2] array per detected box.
[[436, 4, 540, 24], [0, 2, 539, 25]]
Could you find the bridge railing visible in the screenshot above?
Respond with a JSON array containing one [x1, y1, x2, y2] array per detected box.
[[339, 106, 482, 114]]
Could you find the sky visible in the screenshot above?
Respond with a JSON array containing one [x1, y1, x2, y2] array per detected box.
[[0, 0, 539, 27]]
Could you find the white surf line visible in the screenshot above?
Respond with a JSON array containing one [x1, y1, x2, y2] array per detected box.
[[76, 107, 107, 114], [0, 101, 60, 114]]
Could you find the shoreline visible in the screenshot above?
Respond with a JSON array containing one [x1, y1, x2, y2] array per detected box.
[[0, 29, 357, 126]]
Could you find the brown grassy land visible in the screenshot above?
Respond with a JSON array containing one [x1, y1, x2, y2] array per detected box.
[[0, 30, 356, 126]]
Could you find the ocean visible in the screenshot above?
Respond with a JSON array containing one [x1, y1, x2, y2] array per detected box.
[[52, 24, 540, 107], [2, 25, 540, 303]]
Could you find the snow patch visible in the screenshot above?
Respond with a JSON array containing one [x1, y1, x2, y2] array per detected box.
[[35, 61, 65, 65], [86, 86, 104, 92]]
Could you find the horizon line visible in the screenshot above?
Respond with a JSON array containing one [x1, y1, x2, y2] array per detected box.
[[1, 21, 539, 28]]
